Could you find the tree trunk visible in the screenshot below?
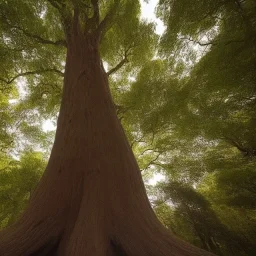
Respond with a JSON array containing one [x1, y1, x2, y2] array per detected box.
[[0, 22, 214, 256]]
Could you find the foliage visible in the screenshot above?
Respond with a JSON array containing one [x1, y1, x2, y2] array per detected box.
[[0, 151, 46, 229], [0, 0, 256, 255]]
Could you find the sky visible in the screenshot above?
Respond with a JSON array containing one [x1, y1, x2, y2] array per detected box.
[[140, 0, 165, 35]]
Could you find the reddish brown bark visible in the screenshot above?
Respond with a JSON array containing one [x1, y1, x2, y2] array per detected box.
[[0, 18, 215, 256]]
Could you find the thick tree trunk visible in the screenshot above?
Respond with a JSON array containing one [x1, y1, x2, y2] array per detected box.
[[0, 26, 214, 256]]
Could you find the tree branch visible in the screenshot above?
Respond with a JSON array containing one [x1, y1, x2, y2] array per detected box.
[[47, 0, 72, 36], [107, 46, 134, 76], [47, 0, 65, 11], [138, 148, 155, 157], [224, 39, 244, 46], [107, 58, 128, 76], [97, 0, 120, 40], [91, 0, 100, 25], [224, 136, 256, 157], [141, 152, 163, 172], [5, 21, 66, 47], [131, 134, 146, 149], [180, 37, 244, 47], [0, 69, 64, 85], [180, 37, 215, 46]]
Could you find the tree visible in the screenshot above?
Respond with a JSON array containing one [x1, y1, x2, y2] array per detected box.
[[155, 181, 251, 255], [0, 0, 213, 255], [157, 0, 256, 151]]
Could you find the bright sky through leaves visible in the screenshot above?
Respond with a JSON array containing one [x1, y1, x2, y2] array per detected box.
[[140, 0, 165, 35]]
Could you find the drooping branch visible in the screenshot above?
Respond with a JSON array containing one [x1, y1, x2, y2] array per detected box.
[[0, 69, 64, 85], [20, 28, 66, 47], [3, 19, 66, 47]]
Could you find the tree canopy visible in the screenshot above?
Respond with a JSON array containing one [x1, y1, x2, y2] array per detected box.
[[0, 0, 256, 255]]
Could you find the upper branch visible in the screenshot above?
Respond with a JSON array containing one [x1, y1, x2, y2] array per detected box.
[[107, 58, 128, 76], [97, 0, 120, 40], [19, 27, 66, 47], [0, 69, 64, 85], [141, 151, 163, 172], [180, 37, 244, 47], [91, 0, 100, 25], [47, 0, 72, 36], [180, 37, 215, 46], [107, 46, 134, 76], [3, 17, 66, 47], [47, 0, 66, 11]]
